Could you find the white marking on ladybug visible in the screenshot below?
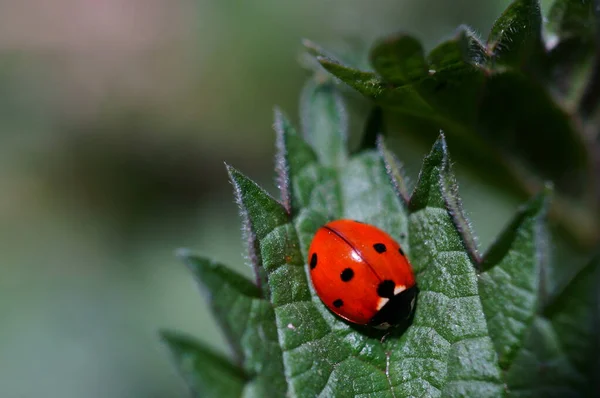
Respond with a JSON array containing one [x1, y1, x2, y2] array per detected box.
[[394, 285, 406, 295], [376, 297, 390, 311], [375, 322, 392, 330], [403, 296, 417, 320], [350, 250, 361, 262]]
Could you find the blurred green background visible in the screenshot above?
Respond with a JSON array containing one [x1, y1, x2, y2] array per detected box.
[[0, 1, 540, 396]]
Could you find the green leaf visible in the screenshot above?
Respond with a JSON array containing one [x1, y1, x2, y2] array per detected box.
[[428, 26, 488, 69], [419, 30, 487, 129], [167, 77, 593, 396], [178, 254, 287, 397], [320, 27, 489, 133], [316, 55, 386, 98], [397, 135, 504, 397], [487, 0, 543, 67], [161, 331, 247, 398], [478, 187, 551, 370], [506, 255, 600, 396], [370, 34, 428, 85], [292, 91, 504, 396], [232, 82, 509, 396], [227, 164, 290, 292], [291, 100, 504, 396]]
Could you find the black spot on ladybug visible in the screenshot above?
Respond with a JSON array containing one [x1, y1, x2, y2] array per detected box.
[[373, 243, 387, 253], [340, 268, 354, 282], [398, 247, 405, 256], [377, 280, 395, 298], [310, 253, 318, 269], [333, 299, 344, 308]]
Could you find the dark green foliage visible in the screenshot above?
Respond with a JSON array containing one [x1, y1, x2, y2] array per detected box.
[[163, 0, 599, 396], [314, 0, 600, 248]]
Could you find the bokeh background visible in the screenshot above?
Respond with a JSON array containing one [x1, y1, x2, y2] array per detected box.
[[0, 0, 557, 396]]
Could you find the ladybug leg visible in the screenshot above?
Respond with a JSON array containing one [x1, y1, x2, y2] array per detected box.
[[380, 331, 391, 344]]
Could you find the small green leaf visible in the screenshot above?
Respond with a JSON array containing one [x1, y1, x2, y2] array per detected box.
[[302, 39, 340, 64], [421, 32, 487, 128], [428, 26, 488, 69], [318, 56, 437, 119], [316, 56, 386, 97], [370, 34, 428, 85], [478, 187, 551, 369], [300, 79, 348, 167], [326, 26, 488, 130], [160, 331, 247, 398], [487, 0, 543, 67]]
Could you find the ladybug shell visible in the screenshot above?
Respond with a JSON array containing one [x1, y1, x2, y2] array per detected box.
[[308, 220, 416, 327]]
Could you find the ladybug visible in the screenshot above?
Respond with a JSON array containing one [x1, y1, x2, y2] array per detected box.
[[308, 219, 417, 329]]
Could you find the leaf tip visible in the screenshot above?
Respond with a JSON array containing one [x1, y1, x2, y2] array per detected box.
[[375, 133, 385, 149], [302, 38, 322, 56], [376, 135, 410, 205], [316, 55, 337, 67], [526, 182, 554, 215], [175, 247, 192, 261], [225, 163, 258, 207], [224, 161, 239, 180], [429, 131, 450, 166], [177, 250, 210, 278], [158, 328, 172, 341], [159, 329, 190, 358]]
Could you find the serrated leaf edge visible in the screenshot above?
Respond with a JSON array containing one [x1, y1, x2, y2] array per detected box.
[[376, 135, 410, 205], [407, 133, 481, 264], [226, 163, 290, 295], [274, 107, 292, 214]]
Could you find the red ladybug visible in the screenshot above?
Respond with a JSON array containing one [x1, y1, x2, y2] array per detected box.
[[308, 219, 417, 329]]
